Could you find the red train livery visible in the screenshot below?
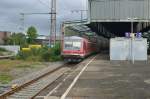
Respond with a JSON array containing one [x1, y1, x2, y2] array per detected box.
[[61, 36, 108, 62]]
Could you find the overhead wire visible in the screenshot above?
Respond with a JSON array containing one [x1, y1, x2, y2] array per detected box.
[[36, 0, 50, 8]]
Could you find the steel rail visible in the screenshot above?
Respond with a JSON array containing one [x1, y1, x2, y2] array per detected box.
[[0, 63, 67, 99]]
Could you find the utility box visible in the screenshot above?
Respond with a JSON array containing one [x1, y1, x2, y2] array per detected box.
[[110, 37, 147, 61], [110, 38, 130, 60], [132, 38, 147, 61]]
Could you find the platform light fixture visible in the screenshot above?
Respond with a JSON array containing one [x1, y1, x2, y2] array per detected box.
[[127, 17, 138, 33]]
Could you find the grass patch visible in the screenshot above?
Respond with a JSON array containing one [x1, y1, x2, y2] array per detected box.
[[0, 74, 13, 84], [0, 60, 44, 72], [14, 62, 42, 68], [0, 59, 47, 84], [15, 64, 34, 68]]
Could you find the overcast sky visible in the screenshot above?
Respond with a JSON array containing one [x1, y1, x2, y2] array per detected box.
[[0, 0, 87, 35]]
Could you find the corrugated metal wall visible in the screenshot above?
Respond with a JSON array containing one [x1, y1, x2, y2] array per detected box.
[[89, 0, 150, 22]]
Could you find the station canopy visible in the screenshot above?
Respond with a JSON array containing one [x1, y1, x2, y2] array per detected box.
[[88, 0, 150, 22]]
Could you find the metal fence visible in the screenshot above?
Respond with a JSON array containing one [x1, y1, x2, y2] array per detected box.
[[0, 45, 20, 55]]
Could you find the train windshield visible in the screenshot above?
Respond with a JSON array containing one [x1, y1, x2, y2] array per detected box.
[[64, 40, 81, 50]]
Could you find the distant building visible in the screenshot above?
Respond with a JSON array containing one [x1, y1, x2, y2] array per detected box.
[[35, 35, 61, 45], [35, 35, 49, 45], [0, 31, 11, 45]]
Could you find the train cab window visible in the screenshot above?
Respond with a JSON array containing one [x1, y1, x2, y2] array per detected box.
[[73, 42, 81, 50], [64, 41, 72, 50], [64, 40, 81, 50]]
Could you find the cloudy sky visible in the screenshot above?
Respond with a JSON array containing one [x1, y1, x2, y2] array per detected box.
[[0, 0, 87, 35]]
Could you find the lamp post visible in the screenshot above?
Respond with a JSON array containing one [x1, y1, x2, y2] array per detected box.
[[127, 18, 138, 33], [127, 18, 138, 64]]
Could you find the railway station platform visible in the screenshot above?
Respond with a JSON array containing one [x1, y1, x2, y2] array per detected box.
[[47, 54, 150, 99]]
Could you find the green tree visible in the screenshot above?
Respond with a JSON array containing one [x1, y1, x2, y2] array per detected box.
[[27, 26, 38, 44], [5, 33, 27, 47]]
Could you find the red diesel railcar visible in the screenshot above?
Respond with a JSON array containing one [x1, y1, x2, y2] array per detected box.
[[61, 36, 108, 62]]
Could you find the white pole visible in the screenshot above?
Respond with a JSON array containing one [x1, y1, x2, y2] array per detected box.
[[131, 20, 134, 64], [132, 37, 134, 64]]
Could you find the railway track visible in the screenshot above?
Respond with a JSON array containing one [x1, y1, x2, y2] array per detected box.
[[0, 63, 71, 99], [0, 55, 97, 99], [34, 55, 98, 99]]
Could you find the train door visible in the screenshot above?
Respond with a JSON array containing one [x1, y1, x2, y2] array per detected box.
[[83, 41, 86, 55]]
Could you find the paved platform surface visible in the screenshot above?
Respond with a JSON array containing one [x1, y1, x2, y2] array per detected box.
[[50, 54, 150, 99]]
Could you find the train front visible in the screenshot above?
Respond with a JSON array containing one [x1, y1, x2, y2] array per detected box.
[[61, 36, 84, 62]]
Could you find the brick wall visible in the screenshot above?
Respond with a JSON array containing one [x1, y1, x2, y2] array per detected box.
[[0, 31, 11, 44]]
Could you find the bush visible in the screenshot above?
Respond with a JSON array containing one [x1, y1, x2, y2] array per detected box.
[[5, 33, 27, 47], [143, 32, 150, 54], [41, 47, 51, 61], [41, 43, 62, 61], [16, 43, 62, 62], [148, 49, 150, 55], [0, 48, 7, 52], [16, 50, 30, 60], [49, 55, 62, 62]]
